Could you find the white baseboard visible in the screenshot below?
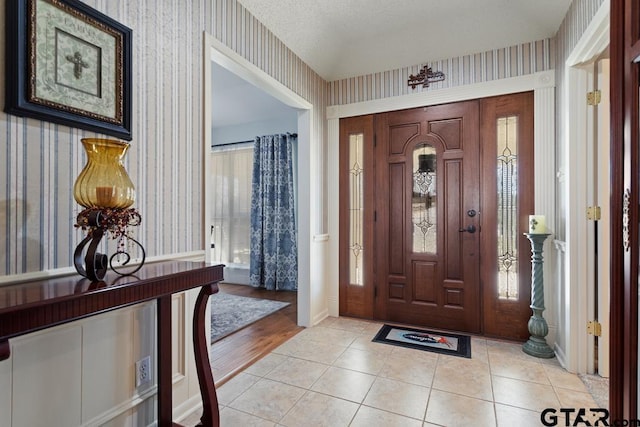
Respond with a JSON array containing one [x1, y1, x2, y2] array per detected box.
[[546, 325, 557, 349], [312, 308, 329, 326], [554, 342, 568, 370], [80, 386, 157, 427], [328, 295, 339, 317], [173, 394, 204, 424]]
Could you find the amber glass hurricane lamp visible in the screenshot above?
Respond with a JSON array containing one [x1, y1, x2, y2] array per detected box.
[[73, 138, 135, 208], [72, 138, 144, 282]]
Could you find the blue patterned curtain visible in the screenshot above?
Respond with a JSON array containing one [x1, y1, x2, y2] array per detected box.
[[249, 133, 298, 290]]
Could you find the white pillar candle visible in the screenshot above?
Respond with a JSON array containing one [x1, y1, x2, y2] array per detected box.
[[528, 215, 546, 234]]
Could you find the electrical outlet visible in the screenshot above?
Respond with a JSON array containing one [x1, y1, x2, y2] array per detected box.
[[135, 355, 151, 387]]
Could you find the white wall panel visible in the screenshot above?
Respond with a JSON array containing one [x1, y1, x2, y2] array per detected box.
[[12, 327, 83, 427], [81, 309, 135, 422], [172, 292, 191, 406], [131, 301, 156, 395], [0, 350, 11, 426]]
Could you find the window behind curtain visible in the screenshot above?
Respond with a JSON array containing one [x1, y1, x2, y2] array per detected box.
[[210, 143, 254, 266]]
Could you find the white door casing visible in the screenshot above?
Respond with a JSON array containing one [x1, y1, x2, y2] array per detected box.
[[563, 0, 610, 374], [596, 58, 611, 377], [202, 32, 317, 326]]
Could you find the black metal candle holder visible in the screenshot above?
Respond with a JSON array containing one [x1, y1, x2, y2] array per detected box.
[[74, 208, 145, 282]]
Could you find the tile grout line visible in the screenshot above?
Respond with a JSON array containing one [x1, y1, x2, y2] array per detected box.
[[214, 319, 599, 426]]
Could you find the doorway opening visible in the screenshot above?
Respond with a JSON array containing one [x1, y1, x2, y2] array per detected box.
[[563, 1, 610, 379], [203, 33, 314, 325], [209, 61, 298, 285], [586, 56, 610, 378]]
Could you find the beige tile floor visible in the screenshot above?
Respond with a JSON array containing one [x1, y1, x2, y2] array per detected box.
[[182, 317, 603, 427]]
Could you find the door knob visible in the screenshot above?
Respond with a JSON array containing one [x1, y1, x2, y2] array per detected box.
[[458, 225, 476, 233]]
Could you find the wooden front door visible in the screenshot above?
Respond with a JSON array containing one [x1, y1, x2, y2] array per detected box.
[[339, 95, 535, 338], [374, 101, 481, 333]]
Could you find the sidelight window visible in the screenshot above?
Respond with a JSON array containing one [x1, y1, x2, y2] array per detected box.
[[349, 133, 364, 286], [497, 116, 519, 300]]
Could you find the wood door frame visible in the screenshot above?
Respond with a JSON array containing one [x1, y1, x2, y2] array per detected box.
[[610, 0, 639, 420]]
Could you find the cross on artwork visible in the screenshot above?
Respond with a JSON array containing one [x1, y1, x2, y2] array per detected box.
[[66, 51, 89, 79]]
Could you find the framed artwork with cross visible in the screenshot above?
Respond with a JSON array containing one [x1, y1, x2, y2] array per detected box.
[[5, 0, 132, 140]]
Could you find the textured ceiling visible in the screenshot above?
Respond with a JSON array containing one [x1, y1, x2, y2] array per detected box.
[[237, 0, 573, 81]]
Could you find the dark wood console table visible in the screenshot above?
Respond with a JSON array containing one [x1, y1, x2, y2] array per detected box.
[[0, 261, 223, 427]]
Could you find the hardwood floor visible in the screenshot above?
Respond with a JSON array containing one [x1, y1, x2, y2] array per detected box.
[[210, 283, 302, 387]]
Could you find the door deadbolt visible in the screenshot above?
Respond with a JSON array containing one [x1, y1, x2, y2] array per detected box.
[[467, 209, 477, 217]]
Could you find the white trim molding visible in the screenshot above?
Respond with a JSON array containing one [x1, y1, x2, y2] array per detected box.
[[554, 240, 567, 252], [535, 84, 559, 350], [327, 71, 554, 119]]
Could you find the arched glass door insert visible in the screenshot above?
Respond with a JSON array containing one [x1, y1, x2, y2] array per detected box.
[[412, 143, 437, 254]]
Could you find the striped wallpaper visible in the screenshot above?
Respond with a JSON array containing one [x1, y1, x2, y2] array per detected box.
[[0, 0, 327, 277], [0, 0, 605, 277], [328, 39, 556, 106]]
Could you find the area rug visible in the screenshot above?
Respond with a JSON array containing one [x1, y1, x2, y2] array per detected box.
[[372, 324, 471, 358], [211, 293, 290, 342], [579, 373, 609, 408]]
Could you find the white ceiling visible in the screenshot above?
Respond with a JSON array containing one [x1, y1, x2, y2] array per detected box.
[[237, 0, 573, 81], [211, 62, 296, 128]]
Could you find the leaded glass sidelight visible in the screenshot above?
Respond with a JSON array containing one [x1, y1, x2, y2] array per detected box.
[[412, 144, 437, 253], [349, 133, 364, 286], [497, 116, 519, 300]]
